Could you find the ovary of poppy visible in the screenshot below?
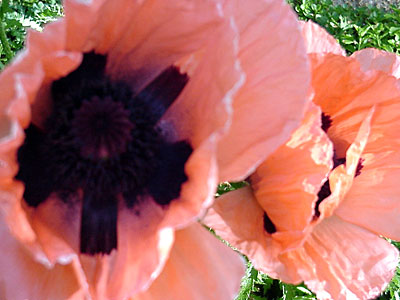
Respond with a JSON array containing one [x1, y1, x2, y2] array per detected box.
[[0, 0, 311, 299], [205, 46, 400, 298]]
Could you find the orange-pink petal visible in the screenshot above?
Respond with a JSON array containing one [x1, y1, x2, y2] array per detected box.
[[311, 53, 400, 157], [159, 12, 242, 228], [105, 1, 229, 90], [0, 217, 87, 300], [300, 20, 345, 55], [79, 205, 175, 300], [252, 102, 332, 234], [216, 0, 311, 181], [335, 150, 400, 241], [282, 216, 398, 300], [319, 107, 373, 218], [205, 103, 334, 282], [203, 186, 291, 281], [135, 223, 245, 300]]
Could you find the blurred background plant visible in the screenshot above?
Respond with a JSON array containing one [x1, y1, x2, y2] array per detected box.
[[332, 0, 400, 11], [0, 0, 399, 299]]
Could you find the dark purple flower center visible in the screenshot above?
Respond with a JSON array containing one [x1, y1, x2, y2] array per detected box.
[[263, 212, 277, 234], [321, 112, 332, 133], [71, 96, 134, 159], [16, 53, 192, 255]]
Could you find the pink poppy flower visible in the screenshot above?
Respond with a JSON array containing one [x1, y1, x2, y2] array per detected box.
[[205, 22, 400, 300], [0, 0, 310, 299]]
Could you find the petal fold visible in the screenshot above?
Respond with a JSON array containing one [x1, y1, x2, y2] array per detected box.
[[0, 216, 86, 300], [135, 223, 245, 300], [216, 0, 311, 181], [252, 103, 333, 235], [284, 216, 398, 300]]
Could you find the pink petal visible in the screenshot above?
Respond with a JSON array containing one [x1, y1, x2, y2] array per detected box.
[[29, 194, 175, 299], [285, 216, 399, 300], [160, 12, 243, 227], [216, 0, 311, 181], [104, 0, 230, 90], [300, 20, 345, 55], [252, 102, 333, 233], [319, 107, 374, 218], [135, 223, 245, 300], [0, 216, 87, 300], [311, 54, 399, 157], [203, 186, 294, 281], [336, 152, 400, 240]]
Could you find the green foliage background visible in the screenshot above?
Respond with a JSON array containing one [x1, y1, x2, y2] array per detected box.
[[0, 0, 62, 67], [0, 0, 399, 299]]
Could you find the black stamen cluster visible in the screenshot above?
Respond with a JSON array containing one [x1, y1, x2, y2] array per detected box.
[[321, 112, 332, 133], [16, 53, 192, 255]]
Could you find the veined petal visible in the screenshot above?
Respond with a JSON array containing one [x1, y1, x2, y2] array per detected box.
[[216, 0, 311, 181], [105, 1, 229, 90], [311, 54, 400, 157], [281, 216, 398, 300], [135, 223, 245, 300], [28, 193, 175, 299], [160, 12, 242, 228], [336, 150, 400, 240], [0, 0, 312, 298]]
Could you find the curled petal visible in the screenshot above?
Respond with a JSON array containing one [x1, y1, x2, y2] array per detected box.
[[311, 54, 400, 157], [320, 107, 374, 218], [135, 223, 245, 300], [300, 20, 345, 55], [216, 0, 311, 181], [252, 102, 333, 235], [205, 103, 334, 282]]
